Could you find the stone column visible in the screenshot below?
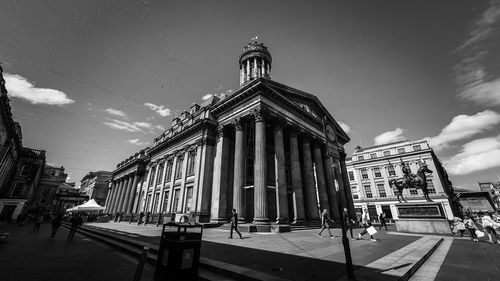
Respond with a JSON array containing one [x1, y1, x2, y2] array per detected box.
[[246, 60, 250, 81], [121, 173, 133, 213], [254, 57, 258, 78], [116, 176, 130, 213], [196, 139, 215, 220], [165, 157, 177, 212], [232, 117, 245, 223], [253, 107, 269, 224], [313, 142, 329, 212], [323, 155, 340, 220], [289, 130, 306, 224], [302, 136, 319, 220], [339, 151, 356, 219], [106, 180, 118, 212], [262, 60, 266, 77], [210, 125, 230, 223], [274, 119, 289, 224], [125, 173, 139, 213], [110, 179, 122, 213]]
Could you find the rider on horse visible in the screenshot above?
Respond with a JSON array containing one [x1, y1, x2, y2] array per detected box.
[[401, 160, 416, 188]]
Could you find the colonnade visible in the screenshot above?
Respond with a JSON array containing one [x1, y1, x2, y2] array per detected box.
[[105, 172, 141, 214]]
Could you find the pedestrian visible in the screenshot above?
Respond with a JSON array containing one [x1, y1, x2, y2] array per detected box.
[[137, 212, 144, 225], [463, 216, 478, 242], [33, 213, 43, 232], [342, 208, 355, 240], [67, 213, 83, 240], [318, 209, 335, 238], [451, 217, 466, 237], [50, 213, 63, 239], [229, 209, 243, 239], [379, 212, 387, 231], [481, 212, 500, 244], [358, 210, 376, 241]]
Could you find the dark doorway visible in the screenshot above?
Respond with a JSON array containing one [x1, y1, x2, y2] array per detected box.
[[0, 205, 17, 221]]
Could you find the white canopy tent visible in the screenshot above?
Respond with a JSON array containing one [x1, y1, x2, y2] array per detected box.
[[66, 199, 105, 212]]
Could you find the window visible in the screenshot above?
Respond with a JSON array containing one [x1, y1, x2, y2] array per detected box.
[[370, 153, 377, 159], [156, 163, 164, 185], [20, 165, 31, 176], [174, 157, 184, 180], [427, 179, 436, 194], [412, 145, 421, 151], [351, 185, 358, 199], [363, 184, 373, 198], [358, 155, 364, 161], [185, 186, 193, 212], [148, 166, 156, 187], [409, 188, 418, 195], [383, 150, 391, 157], [146, 193, 152, 211], [360, 168, 369, 180], [388, 165, 396, 176], [173, 189, 180, 212], [373, 167, 382, 178], [377, 183, 386, 197], [165, 161, 173, 182], [11, 183, 23, 197], [162, 190, 170, 212], [352, 193, 359, 200], [187, 152, 196, 176], [397, 148, 406, 154], [152, 192, 160, 213], [348, 171, 355, 181]]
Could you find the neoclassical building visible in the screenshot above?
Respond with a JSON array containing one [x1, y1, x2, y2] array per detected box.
[[105, 40, 354, 228]]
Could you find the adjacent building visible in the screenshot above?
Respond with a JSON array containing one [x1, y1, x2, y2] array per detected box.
[[346, 139, 456, 221], [105, 40, 355, 228], [80, 171, 112, 206], [477, 181, 500, 209]]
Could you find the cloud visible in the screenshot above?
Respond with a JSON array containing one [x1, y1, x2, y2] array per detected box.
[[445, 135, 500, 175], [426, 110, 500, 151], [454, 1, 500, 105], [127, 139, 148, 146], [374, 128, 405, 145], [155, 125, 165, 131], [202, 89, 234, 101], [105, 108, 126, 117], [144, 103, 171, 117], [338, 121, 351, 133], [4, 73, 74, 105], [104, 119, 150, 132]]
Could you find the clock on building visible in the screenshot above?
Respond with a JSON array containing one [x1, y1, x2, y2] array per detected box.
[[325, 123, 336, 142]]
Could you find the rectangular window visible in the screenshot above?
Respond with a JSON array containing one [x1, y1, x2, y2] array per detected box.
[[152, 192, 160, 213], [377, 183, 386, 197], [20, 165, 31, 176], [352, 193, 359, 200], [11, 183, 23, 197], [388, 165, 396, 176], [185, 186, 193, 212], [370, 153, 377, 159], [174, 157, 184, 180], [412, 145, 421, 151], [146, 194, 152, 211], [360, 168, 369, 180], [348, 171, 355, 181], [383, 150, 391, 157], [148, 166, 156, 187], [364, 184, 373, 198], [358, 155, 364, 161], [187, 152, 196, 176], [162, 190, 170, 213], [409, 188, 418, 195], [173, 189, 180, 212], [397, 148, 406, 154], [165, 161, 173, 182], [156, 163, 164, 185], [427, 179, 436, 194], [373, 167, 382, 178]]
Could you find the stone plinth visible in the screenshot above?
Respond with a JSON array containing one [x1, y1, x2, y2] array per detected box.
[[395, 202, 452, 234]]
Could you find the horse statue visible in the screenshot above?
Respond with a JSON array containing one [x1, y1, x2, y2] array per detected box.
[[389, 162, 433, 203]]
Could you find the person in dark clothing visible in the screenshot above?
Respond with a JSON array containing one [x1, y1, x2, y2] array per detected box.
[[33, 214, 43, 232], [379, 212, 388, 230], [343, 208, 355, 240], [67, 214, 83, 240], [229, 209, 243, 239], [50, 214, 63, 239], [318, 209, 335, 238], [137, 212, 144, 225]]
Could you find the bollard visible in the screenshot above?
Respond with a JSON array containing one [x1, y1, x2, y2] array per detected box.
[[133, 246, 149, 281]]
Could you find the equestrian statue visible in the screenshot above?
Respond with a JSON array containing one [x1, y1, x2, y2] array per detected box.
[[389, 160, 433, 203]]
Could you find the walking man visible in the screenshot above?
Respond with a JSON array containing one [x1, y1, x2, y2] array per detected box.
[[67, 213, 83, 240], [358, 210, 376, 241], [343, 208, 355, 240], [318, 209, 335, 238], [50, 213, 63, 239], [229, 209, 243, 239], [379, 212, 388, 230]]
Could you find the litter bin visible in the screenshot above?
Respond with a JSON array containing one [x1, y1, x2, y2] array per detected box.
[[154, 222, 203, 280]]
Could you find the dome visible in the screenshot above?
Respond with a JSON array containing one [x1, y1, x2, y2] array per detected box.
[[239, 38, 272, 86], [239, 40, 272, 65]]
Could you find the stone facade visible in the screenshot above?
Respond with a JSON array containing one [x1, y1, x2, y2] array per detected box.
[[106, 41, 353, 227], [80, 171, 112, 206]]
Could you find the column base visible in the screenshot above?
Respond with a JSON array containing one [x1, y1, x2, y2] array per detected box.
[[275, 218, 289, 224], [210, 218, 228, 225], [292, 219, 305, 225], [253, 218, 271, 225]]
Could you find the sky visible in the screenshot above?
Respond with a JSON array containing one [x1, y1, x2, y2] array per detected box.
[[1, 0, 500, 190]]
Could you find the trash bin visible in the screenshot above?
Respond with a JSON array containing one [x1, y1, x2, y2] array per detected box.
[[154, 222, 203, 280]]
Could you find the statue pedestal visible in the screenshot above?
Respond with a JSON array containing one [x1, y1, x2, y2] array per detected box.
[[395, 202, 452, 234]]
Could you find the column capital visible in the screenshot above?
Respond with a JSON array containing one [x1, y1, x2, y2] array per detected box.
[[217, 124, 227, 138], [252, 106, 267, 122], [232, 117, 243, 131]]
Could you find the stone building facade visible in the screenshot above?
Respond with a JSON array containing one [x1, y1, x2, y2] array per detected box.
[[80, 171, 112, 206], [346, 139, 456, 221], [105, 40, 354, 228]]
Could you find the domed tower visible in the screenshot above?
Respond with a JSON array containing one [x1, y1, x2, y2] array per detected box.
[[239, 37, 272, 87]]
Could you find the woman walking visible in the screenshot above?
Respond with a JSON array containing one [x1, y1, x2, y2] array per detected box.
[[463, 216, 478, 242], [481, 212, 500, 244]]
